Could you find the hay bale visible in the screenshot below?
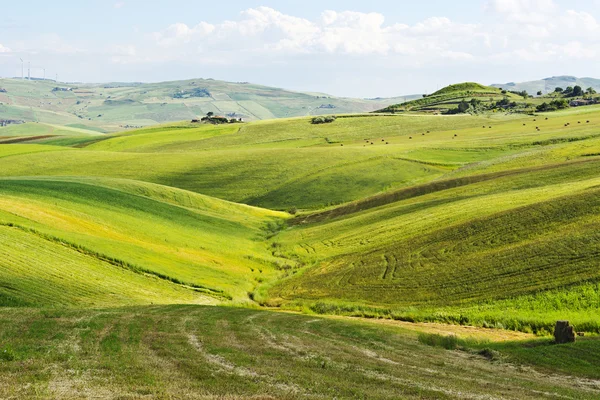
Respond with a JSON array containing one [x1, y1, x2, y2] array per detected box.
[[554, 321, 576, 344]]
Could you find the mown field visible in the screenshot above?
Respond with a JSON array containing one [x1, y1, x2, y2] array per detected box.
[[1, 305, 599, 399], [1, 99, 600, 397]]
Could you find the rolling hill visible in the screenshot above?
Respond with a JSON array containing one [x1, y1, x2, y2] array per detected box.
[[492, 76, 600, 95], [0, 77, 408, 131], [2, 95, 600, 397], [376, 82, 523, 114]]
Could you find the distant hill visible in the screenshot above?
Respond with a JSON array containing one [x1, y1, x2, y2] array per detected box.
[[0, 78, 407, 132], [491, 76, 600, 95], [376, 82, 520, 114]]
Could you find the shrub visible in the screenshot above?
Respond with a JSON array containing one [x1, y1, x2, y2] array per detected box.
[[311, 116, 336, 124]]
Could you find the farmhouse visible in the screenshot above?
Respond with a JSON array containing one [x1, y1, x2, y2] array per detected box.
[[569, 99, 594, 107]]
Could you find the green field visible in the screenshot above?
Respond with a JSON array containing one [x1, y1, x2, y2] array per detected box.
[[1, 88, 600, 397], [2, 306, 600, 399]]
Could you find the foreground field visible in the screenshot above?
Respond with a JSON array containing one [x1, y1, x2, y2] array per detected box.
[[1, 305, 599, 400]]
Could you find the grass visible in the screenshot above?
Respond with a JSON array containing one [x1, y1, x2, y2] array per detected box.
[[0, 305, 598, 399], [1, 102, 600, 395], [377, 82, 521, 113], [267, 157, 600, 331], [0, 77, 404, 130], [4, 111, 599, 210], [418, 331, 600, 380], [0, 225, 212, 307], [0, 177, 288, 304]]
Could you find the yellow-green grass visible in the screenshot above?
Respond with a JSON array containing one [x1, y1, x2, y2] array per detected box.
[[266, 156, 600, 332], [1, 108, 600, 329], [1, 305, 598, 399], [0, 225, 213, 307], [0, 143, 64, 159], [0, 122, 103, 138], [0, 178, 288, 304], [0, 146, 450, 210], [4, 110, 600, 211], [85, 122, 240, 152]]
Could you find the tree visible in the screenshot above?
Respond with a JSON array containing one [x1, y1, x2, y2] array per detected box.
[[586, 87, 597, 95], [457, 100, 470, 113], [554, 87, 564, 93], [564, 86, 574, 96], [572, 85, 583, 97], [206, 112, 214, 117], [537, 91, 543, 96]]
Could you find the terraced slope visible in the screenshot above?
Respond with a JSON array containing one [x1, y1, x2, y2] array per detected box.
[[377, 82, 522, 113]]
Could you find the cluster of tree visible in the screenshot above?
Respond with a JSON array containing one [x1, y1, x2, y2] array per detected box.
[[311, 116, 337, 124], [447, 98, 483, 114], [536, 99, 570, 112], [553, 85, 596, 97], [493, 97, 518, 109], [196, 112, 243, 125]]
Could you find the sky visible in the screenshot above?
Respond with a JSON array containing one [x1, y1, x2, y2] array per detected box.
[[1, 0, 600, 97]]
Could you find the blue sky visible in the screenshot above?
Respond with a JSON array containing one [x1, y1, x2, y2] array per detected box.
[[2, 0, 600, 97]]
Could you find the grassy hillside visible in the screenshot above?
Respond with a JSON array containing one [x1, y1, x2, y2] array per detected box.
[[0, 177, 287, 304], [2, 103, 600, 396], [0, 78, 405, 131]]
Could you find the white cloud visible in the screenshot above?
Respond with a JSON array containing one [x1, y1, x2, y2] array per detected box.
[[121, 5, 600, 80], [151, 7, 481, 59], [0, 44, 11, 53], [113, 44, 136, 56], [562, 10, 600, 33], [154, 22, 215, 46], [114, 2, 125, 9]]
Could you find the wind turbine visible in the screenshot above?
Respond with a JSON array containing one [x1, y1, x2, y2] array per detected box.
[[43, 68, 46, 80], [28, 61, 31, 80], [19, 58, 24, 79]]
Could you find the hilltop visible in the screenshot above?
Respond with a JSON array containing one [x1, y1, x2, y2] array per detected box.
[[0, 77, 406, 131], [492, 76, 600, 95], [377, 80, 600, 115], [376, 82, 523, 114]]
